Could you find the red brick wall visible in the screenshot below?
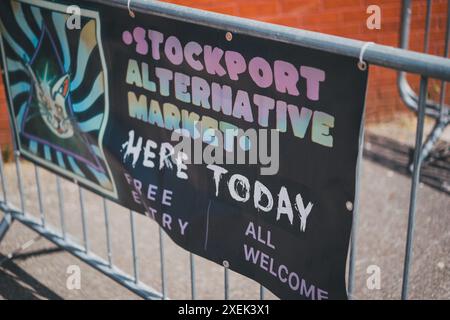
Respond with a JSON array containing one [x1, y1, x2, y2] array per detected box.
[[0, 75, 12, 152], [0, 0, 447, 149], [162, 0, 448, 121]]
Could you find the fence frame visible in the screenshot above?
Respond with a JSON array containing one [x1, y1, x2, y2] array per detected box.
[[0, 0, 449, 300], [398, 0, 449, 167]]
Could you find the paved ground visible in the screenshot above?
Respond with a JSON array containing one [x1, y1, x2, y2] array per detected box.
[[0, 117, 449, 300]]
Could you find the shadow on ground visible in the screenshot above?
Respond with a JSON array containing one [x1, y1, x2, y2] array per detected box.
[[0, 247, 63, 300], [364, 133, 450, 195]]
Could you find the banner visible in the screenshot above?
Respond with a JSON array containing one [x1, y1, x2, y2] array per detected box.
[[0, 0, 368, 299]]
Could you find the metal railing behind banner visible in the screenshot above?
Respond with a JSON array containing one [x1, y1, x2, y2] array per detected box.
[[0, 0, 449, 300], [398, 0, 449, 168]]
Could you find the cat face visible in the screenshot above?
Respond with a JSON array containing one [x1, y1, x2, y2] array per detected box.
[[28, 64, 74, 138]]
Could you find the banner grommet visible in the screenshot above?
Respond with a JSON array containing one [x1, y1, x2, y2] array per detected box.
[[127, 0, 135, 18], [357, 41, 374, 71]]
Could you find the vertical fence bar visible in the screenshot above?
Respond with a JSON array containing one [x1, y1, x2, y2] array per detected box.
[[347, 172, 361, 298], [347, 191, 359, 298], [189, 252, 196, 299], [437, 1, 448, 124], [224, 264, 229, 300], [56, 176, 66, 239], [401, 76, 429, 300], [129, 210, 139, 283], [103, 198, 113, 266], [0, 145, 9, 202], [438, 1, 449, 125], [0, 145, 11, 244], [0, 213, 12, 243], [414, 0, 432, 165], [259, 285, 265, 300], [423, 0, 432, 53], [159, 226, 167, 299], [347, 104, 367, 299], [14, 151, 25, 213], [34, 165, 45, 227], [401, 1, 432, 299], [3, 72, 24, 213], [78, 185, 89, 252], [399, 0, 412, 50]]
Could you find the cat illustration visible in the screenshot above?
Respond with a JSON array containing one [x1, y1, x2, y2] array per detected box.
[[25, 63, 74, 138], [1, 1, 117, 197]]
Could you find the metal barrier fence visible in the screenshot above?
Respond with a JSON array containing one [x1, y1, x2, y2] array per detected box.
[[396, 0, 450, 299], [398, 0, 449, 168], [0, 0, 449, 300]]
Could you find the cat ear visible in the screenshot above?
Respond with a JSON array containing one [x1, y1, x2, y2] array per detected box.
[[52, 74, 70, 98]]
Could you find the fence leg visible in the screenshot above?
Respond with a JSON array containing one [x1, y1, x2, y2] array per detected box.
[[401, 76, 428, 300]]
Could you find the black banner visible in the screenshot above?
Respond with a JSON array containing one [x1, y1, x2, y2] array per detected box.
[[0, 0, 368, 299]]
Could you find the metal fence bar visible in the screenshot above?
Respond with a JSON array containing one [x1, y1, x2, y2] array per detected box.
[[438, 79, 448, 121], [159, 226, 167, 299], [260, 285, 265, 300], [424, 0, 432, 54], [347, 104, 367, 299], [398, 0, 447, 118], [34, 165, 45, 227], [0, 202, 163, 300], [14, 152, 25, 213], [224, 265, 229, 300], [0, 146, 9, 202], [347, 170, 362, 297], [56, 176, 66, 239], [0, 146, 12, 242], [101, 0, 450, 81], [78, 185, 89, 252], [189, 252, 196, 299], [440, 2, 450, 120], [103, 198, 113, 266], [401, 76, 429, 300], [0, 211, 12, 243], [130, 210, 139, 283], [419, 2, 450, 164], [400, 8, 431, 299], [0, 0, 448, 301], [347, 183, 360, 298]]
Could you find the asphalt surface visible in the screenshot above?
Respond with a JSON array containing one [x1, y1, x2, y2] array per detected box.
[[0, 121, 449, 300]]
